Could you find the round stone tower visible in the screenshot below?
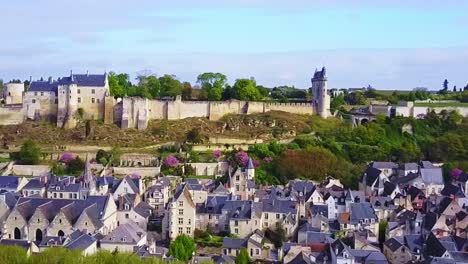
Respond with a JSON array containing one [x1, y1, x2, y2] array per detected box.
[[311, 67, 331, 118], [3, 83, 24, 105]]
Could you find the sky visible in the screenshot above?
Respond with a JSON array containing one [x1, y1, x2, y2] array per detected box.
[[1, 0, 468, 90]]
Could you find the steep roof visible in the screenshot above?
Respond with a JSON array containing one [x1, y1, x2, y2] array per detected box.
[[421, 168, 444, 185], [101, 222, 146, 244]]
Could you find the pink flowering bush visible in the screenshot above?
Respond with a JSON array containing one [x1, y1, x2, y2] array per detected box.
[[263, 157, 273, 163], [165, 155, 179, 168], [451, 168, 463, 178], [235, 151, 250, 166], [213, 150, 222, 160], [59, 152, 76, 163]]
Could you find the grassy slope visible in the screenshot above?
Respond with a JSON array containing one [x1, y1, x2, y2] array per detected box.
[[0, 111, 314, 149]]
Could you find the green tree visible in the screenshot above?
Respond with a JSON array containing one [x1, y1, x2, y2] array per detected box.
[[378, 220, 388, 244], [232, 78, 261, 101], [66, 157, 85, 175], [182, 82, 193, 100], [197, 72, 227, 101], [169, 234, 196, 262], [108, 72, 132, 97], [235, 248, 251, 264], [159, 75, 182, 97], [137, 75, 161, 99], [16, 139, 42, 165], [330, 94, 345, 111]]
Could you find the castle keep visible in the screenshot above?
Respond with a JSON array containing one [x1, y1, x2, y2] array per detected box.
[[0, 68, 331, 129]]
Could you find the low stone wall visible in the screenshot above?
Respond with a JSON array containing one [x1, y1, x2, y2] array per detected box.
[[208, 137, 263, 145], [187, 162, 229, 176], [0, 106, 25, 125], [112, 166, 160, 178], [11, 165, 50, 176]]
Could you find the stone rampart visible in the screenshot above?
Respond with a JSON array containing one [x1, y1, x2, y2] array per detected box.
[[0, 106, 25, 125]]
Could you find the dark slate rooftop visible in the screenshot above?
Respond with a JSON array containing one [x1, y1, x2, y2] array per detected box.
[[28, 80, 59, 94], [262, 197, 296, 215], [0, 176, 21, 190], [65, 233, 96, 250], [349, 202, 377, 224], [0, 239, 31, 249], [223, 237, 247, 249]]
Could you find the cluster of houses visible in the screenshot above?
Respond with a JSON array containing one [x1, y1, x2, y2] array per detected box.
[[0, 157, 467, 264]]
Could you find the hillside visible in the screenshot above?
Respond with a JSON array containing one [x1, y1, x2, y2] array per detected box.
[[0, 111, 317, 149]]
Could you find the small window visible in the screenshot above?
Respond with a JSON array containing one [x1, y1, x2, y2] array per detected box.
[[32, 99, 36, 103], [77, 89, 81, 94], [78, 97, 81, 103], [55, 99, 58, 104], [125, 213, 129, 219], [178, 209, 183, 215], [40, 92, 44, 96], [178, 218, 183, 224], [179, 201, 183, 207], [91, 98, 95, 103], [92, 89, 95, 94], [188, 218, 191, 224], [34, 92, 38, 96]]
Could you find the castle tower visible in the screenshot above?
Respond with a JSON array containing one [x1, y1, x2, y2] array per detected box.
[[311, 67, 331, 118]]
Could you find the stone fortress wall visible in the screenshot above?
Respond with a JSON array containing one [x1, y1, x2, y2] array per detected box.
[[0, 68, 327, 129], [119, 96, 314, 129]]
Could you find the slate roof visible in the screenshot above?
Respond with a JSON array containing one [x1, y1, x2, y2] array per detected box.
[[0, 239, 31, 249], [101, 222, 146, 244], [28, 80, 59, 94], [134, 202, 152, 218], [403, 163, 419, 171], [305, 231, 331, 244], [349, 203, 377, 224], [262, 197, 296, 214], [111, 176, 140, 194], [0, 176, 21, 191], [65, 233, 96, 251], [310, 204, 328, 217], [421, 161, 436, 169], [362, 167, 382, 186], [382, 181, 397, 196], [421, 168, 444, 185], [14, 195, 109, 224], [22, 178, 44, 190], [372, 161, 398, 169], [0, 191, 18, 208], [48, 182, 82, 193], [287, 252, 313, 264], [384, 237, 403, 252], [425, 233, 448, 257], [441, 184, 465, 198], [223, 200, 259, 220], [197, 195, 229, 214], [223, 237, 247, 249], [404, 234, 424, 254]]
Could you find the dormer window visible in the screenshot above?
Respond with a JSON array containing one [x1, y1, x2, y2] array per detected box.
[[124, 204, 130, 210]]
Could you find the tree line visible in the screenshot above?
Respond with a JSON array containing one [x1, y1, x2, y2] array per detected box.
[[108, 72, 309, 102]]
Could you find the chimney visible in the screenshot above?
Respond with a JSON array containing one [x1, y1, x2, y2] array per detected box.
[[86, 70, 89, 76], [48, 77, 53, 84]]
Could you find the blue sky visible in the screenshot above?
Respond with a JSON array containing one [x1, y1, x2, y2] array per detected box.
[[1, 0, 468, 90]]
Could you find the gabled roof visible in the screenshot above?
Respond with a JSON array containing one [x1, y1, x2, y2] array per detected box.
[[384, 237, 403, 252], [223, 237, 247, 249], [349, 203, 377, 224], [65, 233, 96, 251], [101, 222, 146, 244], [425, 233, 448, 257], [134, 202, 152, 218], [362, 167, 382, 187], [287, 252, 313, 264]]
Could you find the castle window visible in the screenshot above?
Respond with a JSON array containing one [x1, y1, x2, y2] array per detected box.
[[178, 218, 183, 224], [178, 209, 184, 215], [32, 99, 36, 104], [91, 98, 95, 103], [178, 201, 183, 207], [186, 227, 191, 234], [34, 92, 37, 96], [188, 218, 191, 224], [59, 193, 63, 198], [178, 227, 183, 234], [125, 213, 129, 219], [78, 89, 81, 94], [78, 97, 81, 103], [40, 92, 44, 96], [92, 89, 95, 94]]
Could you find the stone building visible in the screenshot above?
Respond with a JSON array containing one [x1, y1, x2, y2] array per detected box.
[[2, 82, 24, 105], [23, 72, 110, 128], [2, 195, 117, 242]]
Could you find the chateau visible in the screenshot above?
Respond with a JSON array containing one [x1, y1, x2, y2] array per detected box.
[[0, 68, 331, 129]]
